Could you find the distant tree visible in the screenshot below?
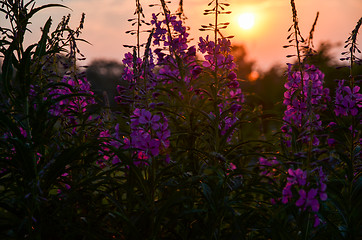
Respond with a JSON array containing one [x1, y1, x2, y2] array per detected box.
[[85, 59, 124, 109], [231, 44, 283, 110], [254, 65, 285, 111], [245, 41, 362, 113], [232, 44, 255, 81]]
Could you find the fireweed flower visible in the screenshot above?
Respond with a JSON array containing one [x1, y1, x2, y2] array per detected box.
[[295, 188, 324, 227], [281, 166, 328, 227], [296, 188, 319, 212], [138, 109, 161, 130], [334, 79, 362, 116], [287, 168, 307, 186], [198, 36, 236, 72], [48, 76, 95, 115], [316, 166, 328, 201], [47, 76, 95, 131], [198, 36, 244, 142], [116, 49, 157, 108], [313, 214, 321, 227], [282, 64, 330, 147], [151, 13, 198, 86], [99, 109, 170, 166], [150, 13, 243, 145], [98, 125, 122, 167], [29, 76, 95, 116], [126, 108, 170, 164], [26, 76, 96, 136], [116, 23, 171, 163], [282, 183, 293, 204]]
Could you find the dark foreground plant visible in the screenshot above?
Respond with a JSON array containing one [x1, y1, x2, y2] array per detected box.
[[0, 1, 126, 239]]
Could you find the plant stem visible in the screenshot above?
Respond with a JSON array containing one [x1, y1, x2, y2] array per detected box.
[[136, 0, 141, 58], [304, 212, 311, 240], [214, 0, 219, 90]]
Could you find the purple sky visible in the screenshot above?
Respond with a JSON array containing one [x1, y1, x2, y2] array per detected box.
[[11, 0, 362, 71]]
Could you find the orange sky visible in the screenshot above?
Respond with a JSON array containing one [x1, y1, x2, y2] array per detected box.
[[10, 0, 362, 71]]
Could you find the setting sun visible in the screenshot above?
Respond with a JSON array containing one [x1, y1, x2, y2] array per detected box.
[[238, 12, 255, 30]]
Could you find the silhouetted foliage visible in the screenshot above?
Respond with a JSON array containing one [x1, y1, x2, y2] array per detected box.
[[304, 41, 362, 94]]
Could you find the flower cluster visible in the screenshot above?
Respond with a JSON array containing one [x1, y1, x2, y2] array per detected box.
[[198, 36, 244, 141], [115, 50, 157, 108], [126, 108, 170, 164], [282, 167, 327, 227], [334, 79, 362, 117], [198, 36, 243, 102], [151, 13, 199, 85], [282, 64, 330, 147], [198, 36, 236, 73], [98, 124, 122, 167], [48, 76, 95, 122], [148, 13, 245, 144]]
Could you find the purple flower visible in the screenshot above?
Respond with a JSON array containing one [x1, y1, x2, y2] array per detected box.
[[287, 168, 307, 186], [282, 64, 329, 147], [282, 183, 293, 204], [45, 76, 95, 135], [150, 12, 198, 86], [296, 188, 320, 212], [138, 109, 161, 130], [335, 80, 362, 116], [128, 108, 171, 162], [156, 122, 171, 148], [313, 214, 321, 227], [327, 138, 336, 147], [143, 135, 160, 157], [98, 124, 123, 167], [227, 79, 239, 88], [319, 184, 328, 201]]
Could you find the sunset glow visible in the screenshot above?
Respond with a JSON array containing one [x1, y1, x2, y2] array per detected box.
[[238, 12, 255, 30], [21, 0, 362, 71]]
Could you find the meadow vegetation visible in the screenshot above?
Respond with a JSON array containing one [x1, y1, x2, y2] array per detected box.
[[0, 0, 361, 239]]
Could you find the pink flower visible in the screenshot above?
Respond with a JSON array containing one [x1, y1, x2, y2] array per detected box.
[[229, 162, 237, 170]]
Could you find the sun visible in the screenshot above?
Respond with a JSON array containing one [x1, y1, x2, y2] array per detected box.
[[238, 12, 255, 30]]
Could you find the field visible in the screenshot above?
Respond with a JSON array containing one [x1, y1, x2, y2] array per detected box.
[[0, 0, 361, 239]]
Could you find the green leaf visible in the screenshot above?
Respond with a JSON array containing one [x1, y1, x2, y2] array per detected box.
[[28, 4, 71, 20], [34, 17, 52, 57], [1, 47, 15, 100]]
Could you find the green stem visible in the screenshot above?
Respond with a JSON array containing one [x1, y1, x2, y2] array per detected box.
[[304, 212, 311, 240], [214, 0, 219, 90], [212, 0, 220, 158], [136, 0, 141, 58], [349, 42, 355, 181]]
